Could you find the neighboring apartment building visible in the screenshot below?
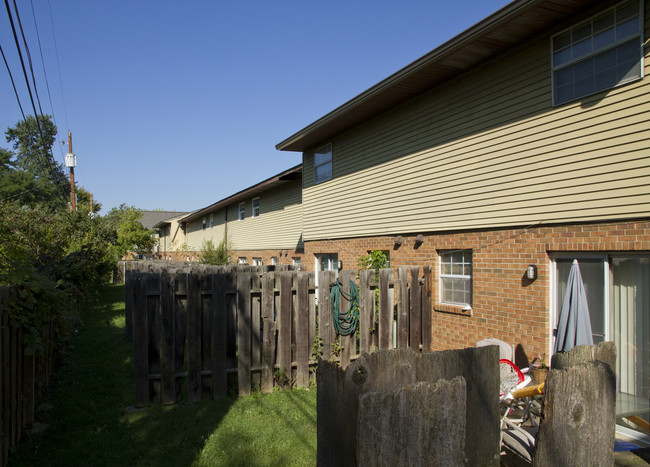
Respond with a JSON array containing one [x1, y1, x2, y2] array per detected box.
[[277, 0, 649, 432], [153, 213, 189, 260], [172, 164, 304, 267], [135, 211, 188, 258]]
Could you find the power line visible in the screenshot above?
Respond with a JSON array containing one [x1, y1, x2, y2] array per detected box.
[[12, 0, 44, 117], [29, 0, 63, 158], [47, 0, 69, 132], [0, 42, 26, 119]]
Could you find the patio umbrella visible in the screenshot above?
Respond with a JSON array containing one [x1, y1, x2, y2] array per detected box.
[[554, 259, 594, 353]]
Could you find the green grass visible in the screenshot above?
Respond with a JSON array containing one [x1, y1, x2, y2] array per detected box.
[[11, 285, 317, 466]]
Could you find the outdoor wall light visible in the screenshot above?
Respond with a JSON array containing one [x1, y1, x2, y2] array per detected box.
[[415, 234, 424, 245], [394, 236, 403, 247], [337, 260, 343, 270], [526, 264, 538, 281]]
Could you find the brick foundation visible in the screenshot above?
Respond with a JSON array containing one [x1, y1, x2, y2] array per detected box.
[[303, 219, 650, 361]]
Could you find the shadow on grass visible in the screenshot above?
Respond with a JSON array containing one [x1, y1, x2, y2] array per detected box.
[[9, 285, 236, 466], [10, 284, 317, 466]]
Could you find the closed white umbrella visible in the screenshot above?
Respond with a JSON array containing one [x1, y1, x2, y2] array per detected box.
[[554, 259, 594, 353]]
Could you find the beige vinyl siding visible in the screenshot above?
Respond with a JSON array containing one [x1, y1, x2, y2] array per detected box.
[[185, 210, 226, 250], [302, 1, 650, 241], [226, 180, 303, 250]]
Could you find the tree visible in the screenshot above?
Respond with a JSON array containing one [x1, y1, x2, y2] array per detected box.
[[4, 115, 68, 209], [101, 204, 155, 258]]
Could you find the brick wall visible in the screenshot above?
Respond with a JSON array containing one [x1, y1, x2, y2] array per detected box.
[[304, 219, 650, 361]]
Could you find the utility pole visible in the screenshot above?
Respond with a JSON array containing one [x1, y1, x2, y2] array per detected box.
[[64, 130, 77, 211]]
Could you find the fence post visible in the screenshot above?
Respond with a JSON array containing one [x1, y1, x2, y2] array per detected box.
[[261, 272, 276, 393], [295, 272, 310, 387], [358, 269, 375, 355], [237, 272, 252, 397], [318, 271, 334, 360], [212, 273, 228, 399], [409, 267, 422, 352], [133, 274, 149, 407], [421, 266, 432, 352], [378, 269, 393, 349], [277, 272, 292, 386], [339, 270, 353, 369], [397, 267, 409, 348]]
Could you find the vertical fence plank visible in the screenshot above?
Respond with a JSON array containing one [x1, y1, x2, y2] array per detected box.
[[319, 271, 334, 361], [174, 274, 188, 401], [187, 273, 202, 402], [308, 273, 316, 363], [251, 274, 262, 392], [21, 354, 34, 429], [359, 269, 374, 355], [237, 273, 252, 397], [410, 267, 422, 352], [422, 266, 433, 352], [295, 272, 310, 387], [201, 274, 213, 397], [160, 271, 175, 404], [125, 271, 135, 340], [277, 272, 292, 382], [339, 270, 353, 369], [147, 274, 162, 402], [212, 273, 227, 399], [397, 267, 409, 348], [133, 274, 149, 406], [378, 269, 393, 349], [261, 273, 276, 393]]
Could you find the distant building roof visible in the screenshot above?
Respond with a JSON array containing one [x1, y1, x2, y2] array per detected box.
[[138, 211, 188, 230]]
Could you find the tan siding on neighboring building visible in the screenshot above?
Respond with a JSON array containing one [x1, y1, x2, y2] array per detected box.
[[186, 179, 303, 251], [302, 2, 650, 241]]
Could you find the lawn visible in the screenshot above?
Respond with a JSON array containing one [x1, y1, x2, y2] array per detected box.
[[10, 285, 317, 466]]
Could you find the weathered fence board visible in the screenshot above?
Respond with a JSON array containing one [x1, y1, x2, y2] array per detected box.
[[128, 266, 432, 404]]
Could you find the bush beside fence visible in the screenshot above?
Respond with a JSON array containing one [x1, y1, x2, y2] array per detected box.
[[0, 287, 61, 467], [126, 265, 432, 404]]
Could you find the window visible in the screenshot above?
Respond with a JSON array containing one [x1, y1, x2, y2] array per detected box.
[[439, 250, 472, 307], [271, 257, 279, 266], [552, 0, 642, 105], [293, 257, 301, 270], [209, 214, 214, 228], [253, 257, 262, 266], [552, 254, 650, 434], [252, 198, 260, 218], [238, 202, 245, 221], [238, 257, 247, 265], [313, 143, 332, 184], [202, 217, 206, 230]]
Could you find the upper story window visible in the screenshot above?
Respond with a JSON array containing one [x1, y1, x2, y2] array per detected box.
[[238, 202, 245, 221], [209, 214, 214, 228], [552, 0, 643, 106], [439, 250, 472, 307], [314, 143, 332, 184], [252, 197, 260, 218]]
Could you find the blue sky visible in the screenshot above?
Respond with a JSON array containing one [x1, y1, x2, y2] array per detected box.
[[1, 0, 510, 213]]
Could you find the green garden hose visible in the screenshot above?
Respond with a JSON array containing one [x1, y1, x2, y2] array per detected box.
[[330, 279, 359, 336]]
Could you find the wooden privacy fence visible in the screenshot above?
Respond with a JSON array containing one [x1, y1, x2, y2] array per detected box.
[[0, 287, 59, 467], [126, 265, 432, 405]]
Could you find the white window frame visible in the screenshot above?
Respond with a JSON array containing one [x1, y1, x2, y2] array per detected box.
[[551, 0, 644, 106], [271, 257, 279, 266], [252, 197, 260, 218], [252, 257, 263, 266], [293, 257, 301, 270], [439, 250, 473, 307], [238, 257, 247, 265], [238, 202, 245, 221], [313, 143, 332, 184]]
